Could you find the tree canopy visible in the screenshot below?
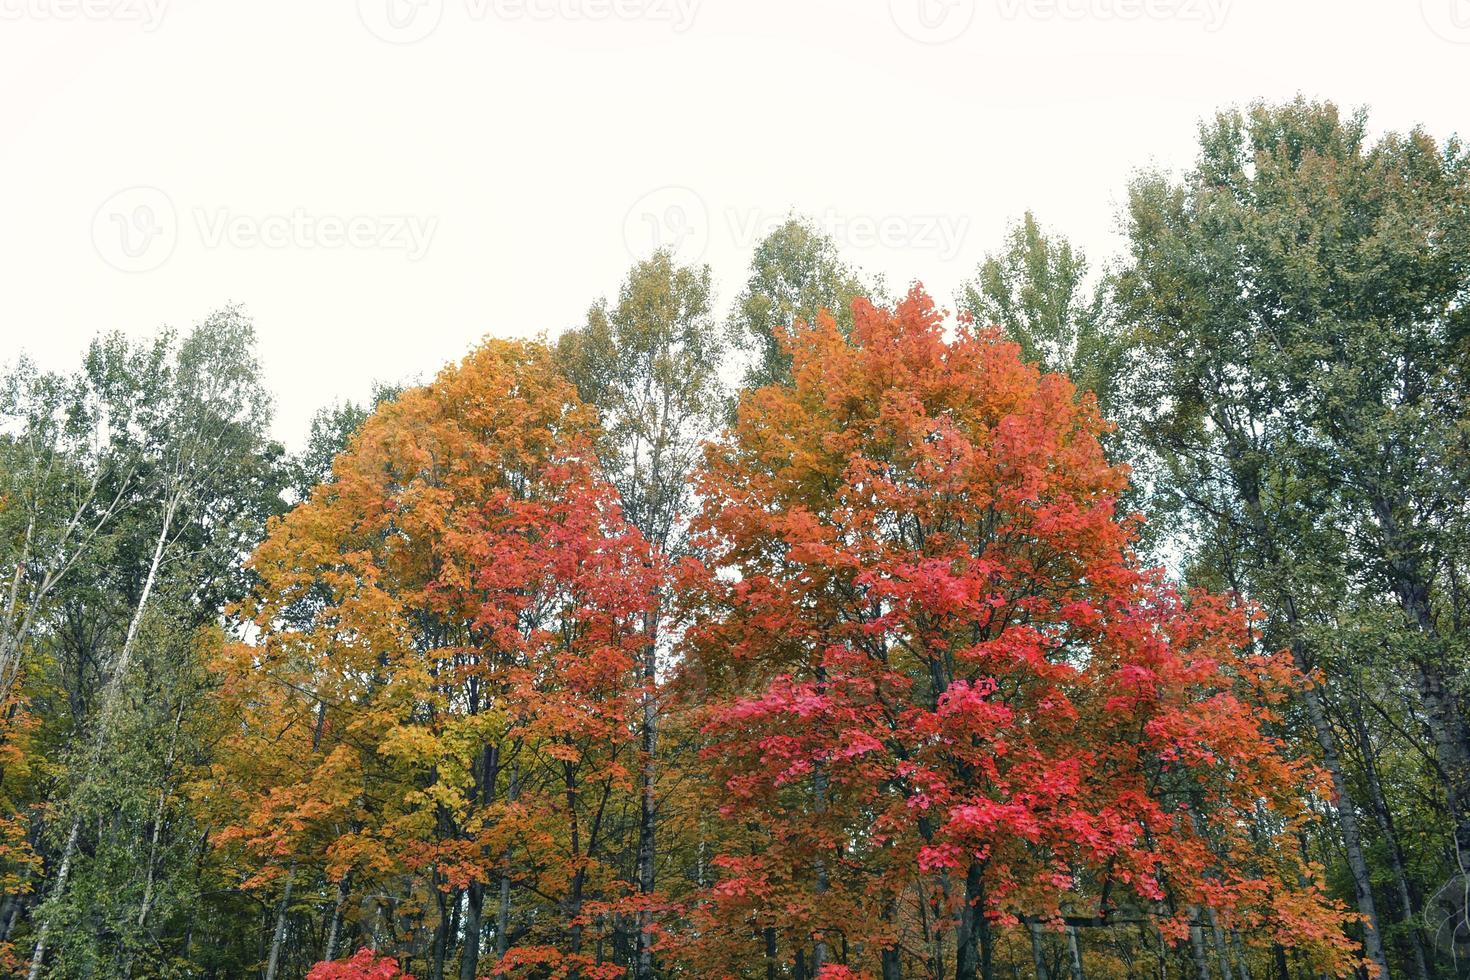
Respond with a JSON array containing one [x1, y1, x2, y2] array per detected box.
[[2, 98, 1467, 980]]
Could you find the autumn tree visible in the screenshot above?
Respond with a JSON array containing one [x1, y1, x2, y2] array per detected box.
[[10, 96, 1465, 980], [210, 338, 658, 980], [678, 287, 1359, 980], [957, 211, 1139, 531]]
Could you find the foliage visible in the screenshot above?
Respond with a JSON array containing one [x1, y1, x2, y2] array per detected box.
[[309, 947, 416, 980], [727, 217, 873, 390], [1117, 97, 1470, 978], [4, 97, 1467, 980], [677, 287, 1359, 977], [208, 337, 659, 978]]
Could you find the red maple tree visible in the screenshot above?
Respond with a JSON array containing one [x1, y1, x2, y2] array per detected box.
[[308, 948, 414, 980], [676, 288, 1359, 978]]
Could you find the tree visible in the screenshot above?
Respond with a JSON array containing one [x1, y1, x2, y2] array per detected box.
[[556, 251, 729, 979], [14, 310, 282, 980], [0, 358, 136, 969], [309, 947, 416, 980], [210, 338, 658, 980], [727, 217, 871, 390], [0, 355, 142, 709], [1117, 97, 1470, 978], [959, 213, 1162, 571], [290, 381, 404, 502], [678, 287, 1360, 979], [960, 212, 1126, 422]]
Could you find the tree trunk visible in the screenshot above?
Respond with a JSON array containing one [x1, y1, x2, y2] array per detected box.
[[1353, 698, 1430, 980], [1229, 929, 1254, 980], [563, 757, 585, 961], [1028, 923, 1051, 980], [25, 818, 79, 980], [1187, 912, 1212, 980], [881, 896, 903, 980], [430, 887, 449, 980], [461, 742, 500, 980], [1065, 926, 1085, 980], [460, 883, 483, 980], [1205, 907, 1232, 980], [1371, 495, 1470, 877], [324, 871, 352, 963], [495, 874, 512, 959], [955, 860, 987, 980], [264, 865, 296, 980], [494, 762, 519, 962], [1295, 676, 1391, 977], [1230, 469, 1391, 978], [812, 666, 830, 972], [635, 600, 659, 980], [137, 693, 188, 930]]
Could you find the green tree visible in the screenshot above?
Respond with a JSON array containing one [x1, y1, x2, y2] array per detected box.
[[21, 309, 284, 979], [1118, 97, 1470, 979], [555, 250, 729, 980], [289, 381, 403, 502], [961, 213, 1154, 558], [960, 211, 1127, 420], [727, 216, 870, 389]]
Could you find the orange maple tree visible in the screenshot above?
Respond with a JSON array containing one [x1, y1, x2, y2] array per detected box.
[[206, 338, 658, 978], [675, 288, 1360, 978]]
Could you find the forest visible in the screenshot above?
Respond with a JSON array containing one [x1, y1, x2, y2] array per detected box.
[[1, 98, 1467, 980]]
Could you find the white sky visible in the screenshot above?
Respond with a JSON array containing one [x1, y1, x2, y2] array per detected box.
[[2, 0, 1467, 448]]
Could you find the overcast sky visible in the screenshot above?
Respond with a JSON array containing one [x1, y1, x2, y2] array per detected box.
[[2, 0, 1466, 446]]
